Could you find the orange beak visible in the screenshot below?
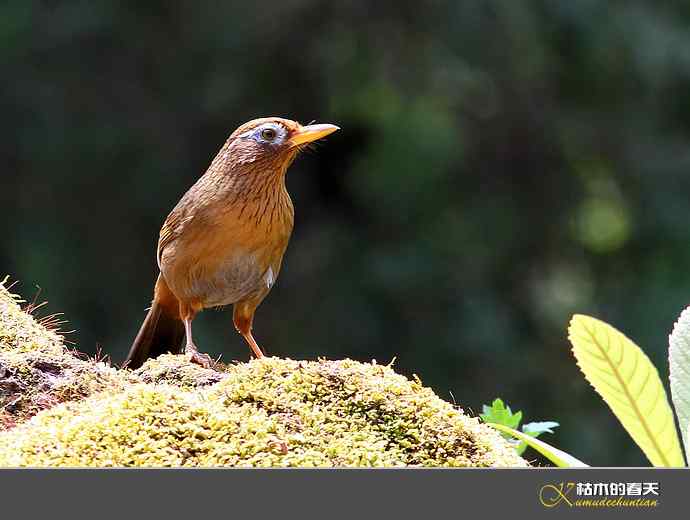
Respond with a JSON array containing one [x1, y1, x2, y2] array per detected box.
[[289, 123, 340, 147]]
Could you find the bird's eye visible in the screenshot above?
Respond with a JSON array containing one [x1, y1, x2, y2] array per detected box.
[[261, 128, 277, 141]]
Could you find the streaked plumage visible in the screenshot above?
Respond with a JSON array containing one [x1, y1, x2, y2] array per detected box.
[[125, 117, 339, 369]]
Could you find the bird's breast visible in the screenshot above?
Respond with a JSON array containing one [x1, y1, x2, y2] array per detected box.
[[190, 250, 270, 307], [161, 207, 292, 308]]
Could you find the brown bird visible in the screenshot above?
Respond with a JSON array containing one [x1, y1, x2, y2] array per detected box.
[[125, 117, 339, 369]]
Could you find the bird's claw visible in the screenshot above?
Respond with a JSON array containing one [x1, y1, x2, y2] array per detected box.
[[189, 351, 213, 368], [185, 344, 213, 368]]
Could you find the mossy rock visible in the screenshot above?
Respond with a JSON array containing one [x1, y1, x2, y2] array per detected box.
[[0, 278, 130, 428], [0, 279, 527, 467]]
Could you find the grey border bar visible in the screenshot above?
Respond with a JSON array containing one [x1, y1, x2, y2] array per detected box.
[[0, 468, 687, 518]]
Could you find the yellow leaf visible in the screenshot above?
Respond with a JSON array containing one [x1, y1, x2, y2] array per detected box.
[[568, 314, 684, 467]]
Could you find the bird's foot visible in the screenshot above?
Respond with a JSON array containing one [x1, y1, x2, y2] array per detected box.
[[185, 343, 213, 368], [189, 351, 213, 368]]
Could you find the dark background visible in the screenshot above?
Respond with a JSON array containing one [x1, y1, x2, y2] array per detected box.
[[3, 1, 690, 466]]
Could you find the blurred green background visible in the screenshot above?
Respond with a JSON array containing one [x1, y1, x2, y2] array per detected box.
[[3, 1, 690, 466]]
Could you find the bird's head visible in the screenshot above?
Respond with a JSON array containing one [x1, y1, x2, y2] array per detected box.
[[226, 117, 339, 169]]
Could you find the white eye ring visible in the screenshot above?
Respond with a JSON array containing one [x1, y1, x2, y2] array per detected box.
[[261, 127, 277, 141]]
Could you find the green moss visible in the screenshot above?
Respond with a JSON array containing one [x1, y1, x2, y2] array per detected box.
[[0, 278, 65, 357], [0, 278, 528, 467], [133, 355, 226, 387], [0, 279, 129, 427]]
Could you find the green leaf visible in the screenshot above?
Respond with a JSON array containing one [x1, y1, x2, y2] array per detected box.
[[514, 421, 560, 455], [522, 421, 560, 436], [480, 400, 560, 456], [569, 314, 685, 467], [488, 423, 588, 467], [480, 399, 560, 456], [669, 307, 690, 463], [480, 398, 522, 430]]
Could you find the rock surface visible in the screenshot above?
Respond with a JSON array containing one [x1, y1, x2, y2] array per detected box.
[[0, 279, 527, 467]]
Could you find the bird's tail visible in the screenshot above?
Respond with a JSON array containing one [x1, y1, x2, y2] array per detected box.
[[124, 274, 185, 369]]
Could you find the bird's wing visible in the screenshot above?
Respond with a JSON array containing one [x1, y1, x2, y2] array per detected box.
[[156, 210, 194, 269]]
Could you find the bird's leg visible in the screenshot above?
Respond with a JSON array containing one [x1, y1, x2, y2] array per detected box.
[[242, 329, 265, 359], [233, 303, 265, 359], [180, 302, 212, 368]]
